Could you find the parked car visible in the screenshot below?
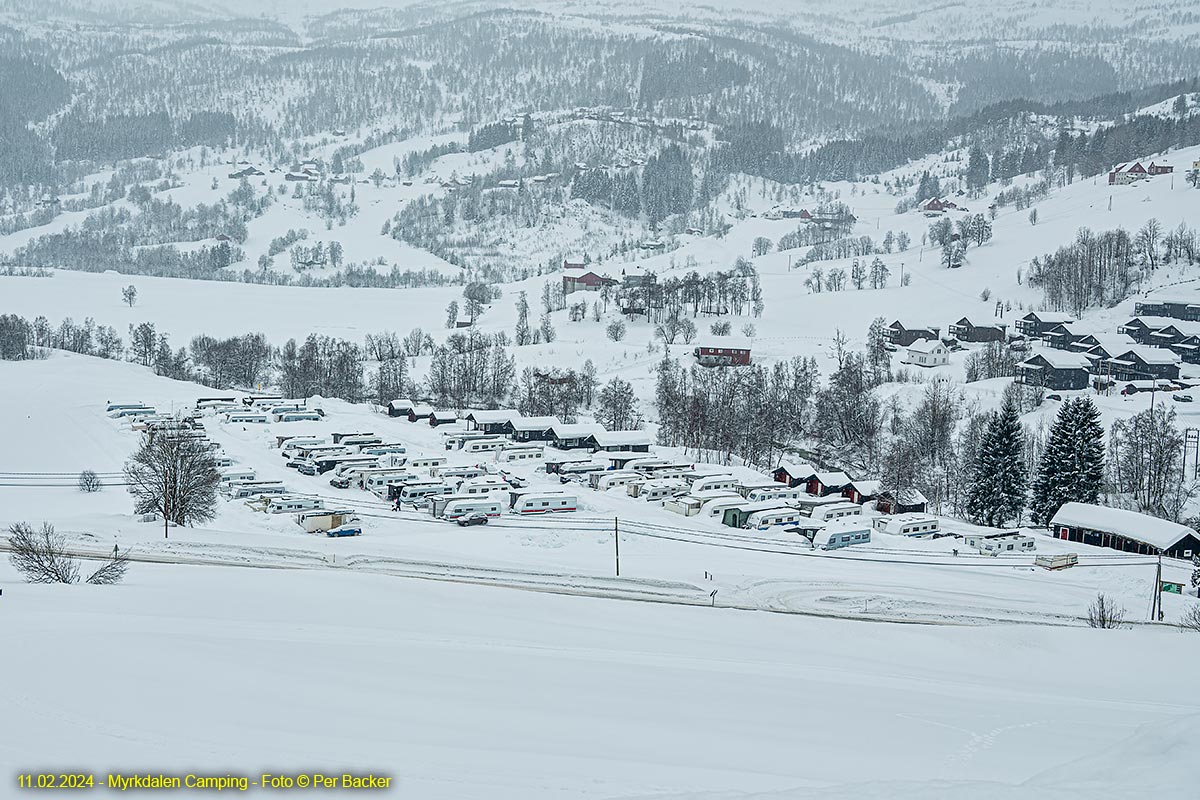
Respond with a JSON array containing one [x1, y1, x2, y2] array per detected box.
[[286, 458, 306, 469], [456, 512, 489, 527], [1174, 394, 1194, 403], [296, 462, 317, 476], [329, 476, 351, 489], [1046, 393, 1062, 401], [326, 524, 362, 537]]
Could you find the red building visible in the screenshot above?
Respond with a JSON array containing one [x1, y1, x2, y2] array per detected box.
[[562, 269, 617, 295], [694, 340, 751, 366]]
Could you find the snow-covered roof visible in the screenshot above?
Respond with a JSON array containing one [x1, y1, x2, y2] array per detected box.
[[510, 416, 559, 431], [1123, 315, 1199, 331], [1076, 334, 1135, 353], [907, 338, 946, 354], [812, 518, 872, 544], [1022, 350, 1090, 370], [466, 409, 518, 424], [881, 488, 928, 506], [848, 479, 882, 496], [1050, 503, 1195, 551], [1025, 311, 1074, 323], [551, 423, 605, 439], [1119, 347, 1181, 366], [695, 336, 753, 350], [590, 430, 653, 447], [777, 461, 816, 479], [388, 398, 414, 408], [409, 405, 433, 416], [814, 471, 852, 487]]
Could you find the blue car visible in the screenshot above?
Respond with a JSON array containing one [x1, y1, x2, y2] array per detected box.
[[326, 524, 362, 538]]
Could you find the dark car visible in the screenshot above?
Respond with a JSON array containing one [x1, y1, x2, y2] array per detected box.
[[1174, 394, 1194, 403], [329, 476, 352, 489], [456, 512, 489, 527], [1045, 393, 1062, 401], [326, 524, 362, 537]]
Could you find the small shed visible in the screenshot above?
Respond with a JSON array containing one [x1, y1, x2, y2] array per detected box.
[[773, 461, 816, 488], [875, 488, 928, 515], [429, 410, 459, 427]]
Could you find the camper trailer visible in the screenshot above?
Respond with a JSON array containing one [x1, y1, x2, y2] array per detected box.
[[358, 468, 417, 492], [630, 479, 688, 502], [264, 496, 324, 514], [223, 481, 286, 499], [396, 481, 455, 503], [456, 477, 511, 496], [439, 497, 503, 521], [431, 465, 487, 481], [462, 437, 507, 454], [224, 412, 268, 424], [812, 520, 872, 550], [745, 506, 803, 530], [497, 445, 544, 463], [690, 475, 740, 494], [810, 501, 863, 521], [296, 509, 357, 533], [407, 455, 448, 470], [663, 489, 740, 516], [872, 514, 940, 537], [218, 468, 257, 486], [591, 470, 643, 491], [275, 411, 322, 423], [745, 485, 805, 503], [512, 493, 577, 514]]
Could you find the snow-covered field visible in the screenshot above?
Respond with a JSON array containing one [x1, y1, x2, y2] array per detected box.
[[4, 552, 1199, 800]]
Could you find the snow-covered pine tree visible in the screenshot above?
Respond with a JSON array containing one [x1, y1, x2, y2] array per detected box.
[[965, 400, 1027, 527], [1191, 553, 1200, 596], [1033, 397, 1105, 525]]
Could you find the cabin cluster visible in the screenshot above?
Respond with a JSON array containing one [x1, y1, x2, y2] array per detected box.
[[885, 318, 1007, 369], [1012, 305, 1195, 394]]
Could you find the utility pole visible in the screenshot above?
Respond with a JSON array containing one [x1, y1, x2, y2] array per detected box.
[[1151, 551, 1163, 621], [614, 517, 621, 577]]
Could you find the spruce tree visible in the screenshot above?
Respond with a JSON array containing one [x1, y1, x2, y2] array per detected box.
[[966, 400, 1027, 527], [1030, 397, 1105, 525]]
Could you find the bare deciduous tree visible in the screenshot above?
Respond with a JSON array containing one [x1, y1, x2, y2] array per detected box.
[[124, 434, 221, 539], [7, 522, 80, 584], [85, 550, 131, 585], [1180, 605, 1200, 633], [1086, 593, 1126, 629], [78, 469, 102, 493]]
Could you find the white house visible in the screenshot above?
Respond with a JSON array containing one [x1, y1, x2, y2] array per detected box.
[[903, 338, 949, 368]]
